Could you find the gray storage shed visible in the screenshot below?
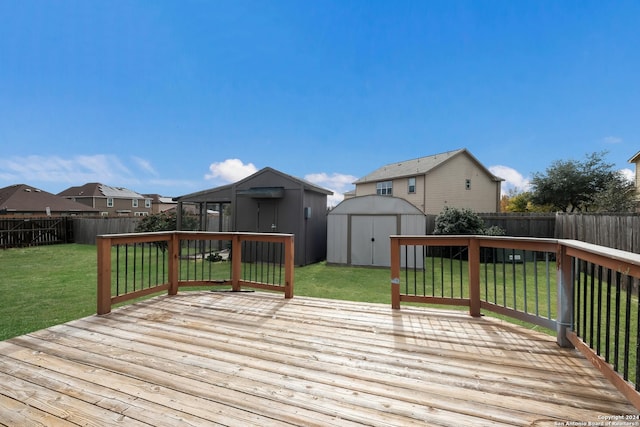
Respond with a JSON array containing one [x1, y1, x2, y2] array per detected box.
[[175, 167, 332, 266], [327, 195, 427, 267]]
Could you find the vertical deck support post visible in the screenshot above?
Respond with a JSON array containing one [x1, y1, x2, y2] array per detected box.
[[557, 243, 574, 348], [390, 236, 401, 309], [468, 237, 481, 317], [168, 232, 179, 295], [231, 233, 242, 292], [284, 235, 294, 298], [96, 236, 112, 315]]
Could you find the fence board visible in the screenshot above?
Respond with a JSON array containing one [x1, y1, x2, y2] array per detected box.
[[556, 213, 640, 253], [0, 217, 72, 249]]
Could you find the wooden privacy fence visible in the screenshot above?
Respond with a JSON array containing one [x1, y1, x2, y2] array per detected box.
[[0, 217, 72, 248], [97, 231, 295, 315], [556, 212, 640, 253], [390, 234, 640, 410]]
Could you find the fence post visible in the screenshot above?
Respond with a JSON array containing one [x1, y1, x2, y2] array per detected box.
[[556, 243, 574, 348], [390, 236, 401, 309], [284, 235, 294, 298], [468, 237, 481, 317], [96, 236, 112, 315], [168, 232, 179, 295], [231, 233, 242, 292]]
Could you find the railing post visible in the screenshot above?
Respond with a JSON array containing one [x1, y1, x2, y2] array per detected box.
[[390, 236, 401, 309], [557, 243, 574, 348], [96, 236, 112, 315], [231, 233, 242, 292], [168, 232, 179, 295], [468, 237, 481, 317], [284, 235, 294, 298]]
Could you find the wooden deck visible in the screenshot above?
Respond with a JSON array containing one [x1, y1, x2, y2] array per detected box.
[[0, 292, 637, 426]]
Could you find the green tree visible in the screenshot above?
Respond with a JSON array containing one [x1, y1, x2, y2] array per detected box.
[[591, 172, 638, 212], [503, 190, 553, 213], [530, 151, 635, 213], [135, 210, 199, 250]]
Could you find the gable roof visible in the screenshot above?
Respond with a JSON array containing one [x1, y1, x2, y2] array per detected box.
[[353, 148, 503, 184], [629, 151, 640, 163], [235, 167, 333, 195], [58, 183, 147, 199], [175, 167, 333, 203], [0, 184, 99, 214]]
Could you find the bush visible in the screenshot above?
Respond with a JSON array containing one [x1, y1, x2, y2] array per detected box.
[[433, 206, 505, 235]]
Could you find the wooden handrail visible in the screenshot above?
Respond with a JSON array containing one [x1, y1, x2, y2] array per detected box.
[[389, 234, 640, 411], [97, 231, 295, 315]]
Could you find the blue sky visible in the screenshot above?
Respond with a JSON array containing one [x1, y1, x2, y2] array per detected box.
[[1, 1, 638, 206]]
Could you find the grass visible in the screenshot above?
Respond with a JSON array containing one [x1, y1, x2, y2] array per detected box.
[[0, 244, 98, 340], [0, 244, 562, 341], [0, 244, 394, 341]]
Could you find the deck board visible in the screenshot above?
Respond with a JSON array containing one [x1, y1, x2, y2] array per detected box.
[[0, 291, 637, 426]]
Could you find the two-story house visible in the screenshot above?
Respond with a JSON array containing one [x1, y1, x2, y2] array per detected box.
[[58, 183, 152, 217], [351, 148, 503, 214]]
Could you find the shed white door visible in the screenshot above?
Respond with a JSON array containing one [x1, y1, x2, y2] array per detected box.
[[350, 215, 396, 267]]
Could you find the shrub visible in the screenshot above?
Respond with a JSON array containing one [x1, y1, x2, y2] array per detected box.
[[433, 206, 505, 235]]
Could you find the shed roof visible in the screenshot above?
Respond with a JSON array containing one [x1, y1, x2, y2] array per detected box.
[[330, 195, 425, 215], [353, 148, 503, 184], [175, 167, 332, 203], [0, 184, 100, 214]]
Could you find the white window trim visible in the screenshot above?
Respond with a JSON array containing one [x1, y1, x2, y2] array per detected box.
[[376, 181, 393, 196]]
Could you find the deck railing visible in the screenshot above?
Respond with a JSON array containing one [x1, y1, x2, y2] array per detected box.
[[390, 235, 640, 410], [97, 231, 294, 315]]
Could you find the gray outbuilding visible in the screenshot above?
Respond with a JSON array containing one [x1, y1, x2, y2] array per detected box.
[[175, 167, 332, 266], [327, 195, 426, 267]]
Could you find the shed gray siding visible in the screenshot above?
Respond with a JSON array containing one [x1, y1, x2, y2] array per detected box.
[[327, 195, 426, 267], [176, 167, 331, 266]]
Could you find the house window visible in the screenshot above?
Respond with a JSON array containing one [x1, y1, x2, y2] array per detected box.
[[376, 181, 393, 196], [408, 177, 416, 194], [465, 179, 471, 190], [132, 199, 139, 208], [145, 199, 152, 208], [107, 198, 114, 207]]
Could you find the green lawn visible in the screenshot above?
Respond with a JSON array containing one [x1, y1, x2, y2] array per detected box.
[[0, 244, 394, 341]]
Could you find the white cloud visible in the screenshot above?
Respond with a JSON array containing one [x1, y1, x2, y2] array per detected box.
[[603, 136, 623, 144], [0, 154, 134, 185], [205, 159, 258, 183], [620, 168, 634, 182], [132, 156, 158, 176], [305, 172, 357, 207], [489, 165, 531, 195]]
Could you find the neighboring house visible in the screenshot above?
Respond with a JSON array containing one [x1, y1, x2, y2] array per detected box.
[[143, 194, 178, 214], [175, 167, 333, 266], [58, 183, 152, 217], [0, 184, 100, 217], [351, 148, 503, 215]]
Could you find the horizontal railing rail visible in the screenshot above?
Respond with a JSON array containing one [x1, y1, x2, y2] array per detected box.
[[390, 235, 640, 410], [97, 231, 294, 315]]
